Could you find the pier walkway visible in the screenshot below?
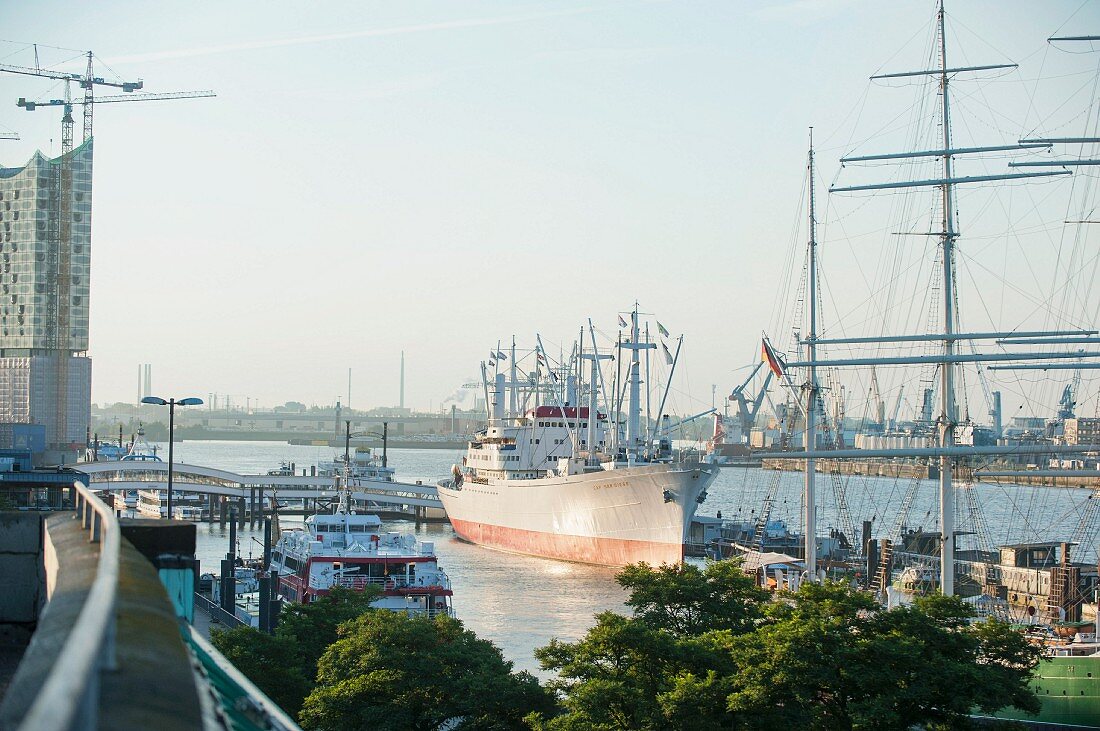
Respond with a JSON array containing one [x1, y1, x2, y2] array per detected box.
[[66, 460, 444, 512]]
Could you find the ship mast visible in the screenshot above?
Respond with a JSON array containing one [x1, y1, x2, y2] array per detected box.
[[622, 304, 656, 461], [935, 2, 959, 596], [805, 128, 819, 581], [821, 0, 1075, 595]]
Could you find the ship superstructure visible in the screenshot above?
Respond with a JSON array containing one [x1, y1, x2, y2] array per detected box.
[[270, 487, 452, 617]]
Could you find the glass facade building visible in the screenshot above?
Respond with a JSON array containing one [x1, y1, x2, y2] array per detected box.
[[0, 141, 93, 451]]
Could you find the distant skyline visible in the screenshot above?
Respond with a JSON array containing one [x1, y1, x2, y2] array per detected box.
[[2, 1, 1097, 421]]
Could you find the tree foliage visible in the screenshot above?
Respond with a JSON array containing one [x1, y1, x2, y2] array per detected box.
[[213, 586, 552, 730], [617, 561, 768, 637], [211, 586, 380, 716], [533, 563, 1041, 730], [299, 612, 554, 731]]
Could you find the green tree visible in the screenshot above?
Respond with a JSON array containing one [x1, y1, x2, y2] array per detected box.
[[724, 581, 881, 730], [534, 565, 1041, 731], [212, 586, 380, 716], [727, 585, 1042, 730], [617, 560, 768, 637], [299, 612, 553, 731], [532, 561, 766, 730], [211, 624, 313, 714]]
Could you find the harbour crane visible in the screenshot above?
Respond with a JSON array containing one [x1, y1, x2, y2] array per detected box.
[[1057, 368, 1082, 420], [889, 384, 905, 430], [728, 361, 773, 437]]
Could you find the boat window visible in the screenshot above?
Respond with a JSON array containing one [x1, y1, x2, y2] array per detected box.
[[350, 524, 366, 532]]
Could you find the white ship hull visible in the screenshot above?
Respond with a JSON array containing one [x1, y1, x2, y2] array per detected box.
[[437, 461, 718, 566]]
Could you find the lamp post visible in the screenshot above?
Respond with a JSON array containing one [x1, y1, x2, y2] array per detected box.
[[342, 420, 390, 470], [142, 395, 203, 519]]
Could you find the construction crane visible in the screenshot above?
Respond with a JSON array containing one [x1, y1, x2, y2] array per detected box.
[[17, 88, 216, 155], [1, 50, 211, 450], [1, 53, 142, 155], [0, 131, 18, 140], [20, 89, 216, 111]]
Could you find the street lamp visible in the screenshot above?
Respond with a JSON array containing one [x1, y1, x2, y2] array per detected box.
[[343, 420, 389, 471], [142, 395, 203, 520]]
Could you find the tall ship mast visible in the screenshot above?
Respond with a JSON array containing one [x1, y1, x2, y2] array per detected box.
[[761, 0, 1099, 596], [438, 305, 718, 566]]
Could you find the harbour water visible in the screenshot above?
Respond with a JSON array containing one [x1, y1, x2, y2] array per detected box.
[[159, 440, 1097, 675]]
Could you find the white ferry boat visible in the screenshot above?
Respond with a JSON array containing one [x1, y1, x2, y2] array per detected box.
[[438, 306, 719, 567], [317, 447, 395, 483], [136, 488, 208, 520], [269, 492, 452, 617]]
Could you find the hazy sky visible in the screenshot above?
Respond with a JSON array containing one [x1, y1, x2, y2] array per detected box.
[[2, 1, 1097, 420]]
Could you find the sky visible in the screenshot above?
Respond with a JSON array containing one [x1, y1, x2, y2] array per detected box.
[[1, 0, 1098, 421]]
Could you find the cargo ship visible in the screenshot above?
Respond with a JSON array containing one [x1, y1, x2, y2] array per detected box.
[[438, 307, 718, 566]]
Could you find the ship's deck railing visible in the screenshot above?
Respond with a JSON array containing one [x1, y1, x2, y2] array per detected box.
[[17, 482, 118, 731], [317, 573, 452, 592]]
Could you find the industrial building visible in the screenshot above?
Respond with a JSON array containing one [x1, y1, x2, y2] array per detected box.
[[1064, 417, 1100, 446], [0, 140, 93, 463]]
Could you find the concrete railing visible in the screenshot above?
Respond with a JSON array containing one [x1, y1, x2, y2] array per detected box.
[[17, 482, 118, 731]]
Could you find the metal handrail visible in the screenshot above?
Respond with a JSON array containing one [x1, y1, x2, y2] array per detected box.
[[193, 591, 245, 629], [18, 482, 119, 731], [319, 574, 452, 591]]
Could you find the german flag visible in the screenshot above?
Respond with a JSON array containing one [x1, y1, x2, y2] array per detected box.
[[761, 338, 786, 378]]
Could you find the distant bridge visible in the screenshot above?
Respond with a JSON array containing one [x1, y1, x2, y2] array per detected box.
[[67, 460, 444, 510]]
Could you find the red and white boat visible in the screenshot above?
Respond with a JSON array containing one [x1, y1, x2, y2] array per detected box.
[[438, 306, 718, 567], [269, 490, 453, 617]]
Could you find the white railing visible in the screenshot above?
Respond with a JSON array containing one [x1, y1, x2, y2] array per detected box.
[[18, 482, 119, 731], [313, 574, 452, 592]]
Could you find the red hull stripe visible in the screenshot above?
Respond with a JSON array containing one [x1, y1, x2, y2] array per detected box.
[[449, 518, 684, 566]]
